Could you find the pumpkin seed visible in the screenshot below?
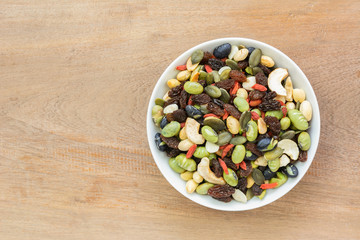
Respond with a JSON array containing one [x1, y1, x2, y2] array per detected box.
[[216, 131, 232, 146], [264, 147, 284, 161], [225, 59, 240, 70], [219, 88, 231, 103], [220, 68, 231, 81], [249, 48, 262, 68], [200, 104, 210, 114], [280, 130, 296, 140], [240, 111, 251, 131], [223, 168, 238, 187], [155, 98, 165, 107], [204, 85, 222, 98], [203, 116, 226, 131], [191, 49, 204, 64], [252, 66, 263, 75], [246, 188, 254, 200], [230, 136, 247, 145], [232, 189, 247, 203], [245, 66, 253, 75], [252, 168, 265, 185]]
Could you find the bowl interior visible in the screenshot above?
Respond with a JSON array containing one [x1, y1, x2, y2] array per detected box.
[[147, 38, 320, 211]]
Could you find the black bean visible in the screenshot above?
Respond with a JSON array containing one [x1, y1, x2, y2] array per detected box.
[[213, 43, 231, 59]]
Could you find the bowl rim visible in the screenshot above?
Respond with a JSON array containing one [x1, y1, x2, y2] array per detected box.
[[146, 37, 320, 211]]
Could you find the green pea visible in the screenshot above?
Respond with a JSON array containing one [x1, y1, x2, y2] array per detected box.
[[230, 136, 247, 145], [225, 59, 240, 70], [252, 168, 265, 185], [184, 81, 203, 95], [196, 183, 214, 195], [152, 105, 163, 126], [161, 121, 180, 137], [246, 188, 254, 200], [257, 189, 266, 200], [280, 117, 291, 130], [203, 117, 226, 131], [298, 132, 311, 151], [265, 110, 283, 120], [223, 168, 238, 187], [270, 172, 288, 188], [168, 157, 185, 173], [251, 108, 261, 116], [231, 145, 246, 163], [268, 158, 280, 172], [240, 111, 251, 131], [199, 70, 208, 80], [154, 98, 165, 107], [288, 109, 309, 131], [216, 131, 232, 146], [193, 146, 210, 158], [219, 88, 231, 103], [246, 120, 258, 142], [175, 154, 197, 171], [220, 69, 231, 81], [201, 126, 218, 143], [264, 147, 284, 161], [234, 97, 249, 112], [208, 153, 217, 160], [204, 85, 222, 98]]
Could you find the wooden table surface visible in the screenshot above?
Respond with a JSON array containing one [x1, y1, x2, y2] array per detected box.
[[1, 1, 359, 239]]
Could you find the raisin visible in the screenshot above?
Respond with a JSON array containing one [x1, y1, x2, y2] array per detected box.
[[213, 99, 225, 108], [229, 70, 247, 82], [264, 116, 281, 136], [163, 96, 180, 108], [208, 58, 224, 71], [237, 60, 249, 70], [259, 92, 281, 112], [215, 79, 235, 91], [165, 148, 181, 158], [200, 51, 213, 65], [224, 157, 237, 171], [263, 91, 277, 101], [160, 135, 180, 149], [245, 142, 263, 157], [179, 90, 188, 109], [192, 93, 211, 105], [211, 158, 223, 178], [251, 184, 264, 196], [167, 109, 187, 123], [237, 161, 253, 178], [213, 196, 232, 203], [168, 84, 183, 98], [223, 103, 241, 119], [298, 151, 308, 162], [207, 102, 225, 116], [208, 185, 235, 198], [249, 90, 266, 101], [258, 64, 271, 76], [198, 79, 207, 88], [255, 72, 268, 87], [235, 177, 247, 193]]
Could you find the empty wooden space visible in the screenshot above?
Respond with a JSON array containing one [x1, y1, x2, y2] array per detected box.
[[0, 1, 359, 239]]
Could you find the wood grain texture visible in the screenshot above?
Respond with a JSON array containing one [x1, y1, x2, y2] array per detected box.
[[0, 0, 359, 239]]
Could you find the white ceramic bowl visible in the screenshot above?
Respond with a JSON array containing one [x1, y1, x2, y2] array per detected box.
[[146, 38, 320, 211]]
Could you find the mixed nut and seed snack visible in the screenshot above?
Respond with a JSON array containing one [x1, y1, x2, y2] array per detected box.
[[152, 43, 312, 203]]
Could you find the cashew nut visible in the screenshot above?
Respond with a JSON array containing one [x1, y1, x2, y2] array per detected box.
[[277, 139, 299, 160], [186, 179, 198, 193], [192, 171, 204, 184], [285, 77, 293, 101], [197, 157, 225, 185], [179, 127, 187, 140], [300, 100, 312, 121], [185, 117, 205, 145], [279, 154, 290, 167], [293, 88, 306, 103], [268, 68, 288, 96]]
